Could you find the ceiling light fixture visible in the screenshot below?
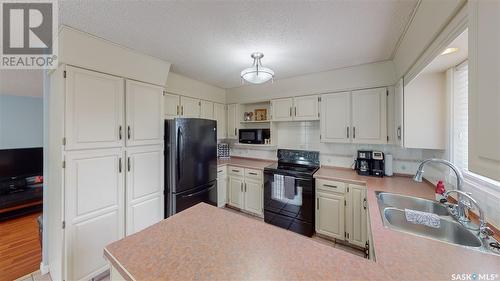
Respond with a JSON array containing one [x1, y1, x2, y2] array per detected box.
[[240, 52, 274, 84], [441, 47, 459, 55]]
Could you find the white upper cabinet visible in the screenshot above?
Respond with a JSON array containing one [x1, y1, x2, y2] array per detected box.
[[227, 104, 239, 139], [403, 73, 445, 149], [125, 80, 164, 147], [321, 88, 387, 144], [271, 98, 294, 121], [164, 93, 180, 119], [271, 97, 319, 121], [180, 96, 200, 118], [200, 100, 214, 119], [65, 66, 124, 150], [351, 88, 387, 144], [320, 92, 351, 143], [293, 95, 319, 121], [125, 145, 164, 235], [469, 0, 500, 181], [214, 103, 227, 139], [394, 78, 404, 146]]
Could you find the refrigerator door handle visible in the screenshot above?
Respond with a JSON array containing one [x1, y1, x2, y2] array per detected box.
[[177, 127, 183, 181], [182, 184, 216, 198]]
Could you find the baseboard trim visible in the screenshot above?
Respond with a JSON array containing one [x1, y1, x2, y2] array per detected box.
[[40, 262, 49, 275]]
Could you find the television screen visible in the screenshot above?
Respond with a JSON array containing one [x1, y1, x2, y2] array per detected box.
[[0, 148, 43, 180]]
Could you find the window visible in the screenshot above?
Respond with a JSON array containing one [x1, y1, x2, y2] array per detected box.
[[451, 61, 500, 190], [451, 61, 468, 171]]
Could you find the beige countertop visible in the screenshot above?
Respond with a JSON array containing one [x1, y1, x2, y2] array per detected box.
[[104, 165, 500, 281], [217, 156, 275, 170]]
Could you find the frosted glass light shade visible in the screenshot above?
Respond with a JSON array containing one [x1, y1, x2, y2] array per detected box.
[[240, 66, 274, 84]]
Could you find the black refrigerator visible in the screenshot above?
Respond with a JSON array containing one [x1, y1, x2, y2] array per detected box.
[[165, 118, 217, 217]]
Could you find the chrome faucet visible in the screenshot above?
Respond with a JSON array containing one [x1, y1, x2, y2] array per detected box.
[[413, 158, 468, 222], [413, 158, 464, 190], [443, 190, 492, 239]]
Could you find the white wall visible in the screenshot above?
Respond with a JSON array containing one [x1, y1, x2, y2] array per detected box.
[[226, 61, 396, 103], [404, 72, 447, 149], [0, 95, 43, 149], [166, 72, 226, 104]]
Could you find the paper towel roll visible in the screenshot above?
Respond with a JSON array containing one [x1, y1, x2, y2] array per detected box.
[[385, 154, 393, 176]]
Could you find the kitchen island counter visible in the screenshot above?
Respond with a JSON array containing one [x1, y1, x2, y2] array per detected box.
[[104, 167, 500, 281]]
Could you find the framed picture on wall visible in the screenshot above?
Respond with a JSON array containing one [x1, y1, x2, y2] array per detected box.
[[255, 109, 267, 121]]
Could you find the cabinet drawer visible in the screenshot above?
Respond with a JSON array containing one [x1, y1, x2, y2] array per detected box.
[[228, 166, 244, 177], [217, 166, 227, 177], [316, 179, 346, 194], [244, 168, 262, 181]]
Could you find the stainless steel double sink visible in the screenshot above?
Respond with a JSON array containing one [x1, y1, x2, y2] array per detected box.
[[376, 191, 499, 255]]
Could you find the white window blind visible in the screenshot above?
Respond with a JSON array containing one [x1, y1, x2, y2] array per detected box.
[[452, 61, 468, 171]]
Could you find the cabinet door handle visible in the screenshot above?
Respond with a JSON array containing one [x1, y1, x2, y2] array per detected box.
[[127, 157, 131, 172], [234, 128, 237, 136], [244, 183, 247, 192], [248, 172, 257, 175], [240, 182, 243, 192], [294, 107, 297, 116], [363, 198, 367, 210], [317, 198, 319, 210], [397, 126, 401, 139], [324, 184, 337, 188], [346, 126, 349, 139], [119, 158, 122, 173], [181, 106, 184, 115], [289, 107, 292, 117], [127, 126, 131, 140], [353, 127, 356, 139], [119, 126, 122, 140], [177, 105, 180, 115]]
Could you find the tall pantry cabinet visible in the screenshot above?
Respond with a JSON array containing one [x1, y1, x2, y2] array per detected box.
[[52, 65, 165, 281]]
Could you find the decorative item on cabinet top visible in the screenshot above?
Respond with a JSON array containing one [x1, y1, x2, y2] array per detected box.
[[244, 112, 254, 121], [254, 108, 268, 121]]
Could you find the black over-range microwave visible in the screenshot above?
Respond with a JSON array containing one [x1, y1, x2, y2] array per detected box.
[[239, 129, 270, 144]]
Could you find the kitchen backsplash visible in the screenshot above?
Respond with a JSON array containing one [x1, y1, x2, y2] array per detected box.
[[229, 121, 432, 175], [228, 121, 500, 228]]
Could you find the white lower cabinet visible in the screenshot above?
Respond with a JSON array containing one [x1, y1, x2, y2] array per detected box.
[[315, 179, 368, 248], [346, 184, 367, 247], [228, 176, 244, 208], [316, 191, 345, 239], [227, 166, 263, 216], [64, 148, 125, 281], [243, 179, 263, 215], [217, 166, 227, 207], [125, 145, 164, 235]]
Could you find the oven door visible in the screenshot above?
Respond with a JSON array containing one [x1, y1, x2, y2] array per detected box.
[[263, 170, 314, 236]]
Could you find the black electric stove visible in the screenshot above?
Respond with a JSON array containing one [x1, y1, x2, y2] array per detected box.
[[263, 149, 320, 237]]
